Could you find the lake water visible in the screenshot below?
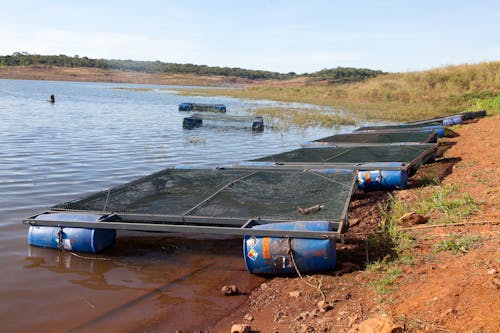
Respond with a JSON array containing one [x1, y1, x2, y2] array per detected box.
[[0, 79, 360, 332]]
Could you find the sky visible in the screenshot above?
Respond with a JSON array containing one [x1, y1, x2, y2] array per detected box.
[[1, 0, 499, 73]]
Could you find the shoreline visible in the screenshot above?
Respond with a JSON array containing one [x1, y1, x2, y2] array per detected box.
[[0, 66, 252, 87]]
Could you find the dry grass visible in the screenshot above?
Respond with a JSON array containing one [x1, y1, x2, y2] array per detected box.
[[174, 62, 500, 122]]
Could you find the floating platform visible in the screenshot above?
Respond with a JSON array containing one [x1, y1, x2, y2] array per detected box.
[[178, 103, 226, 113], [24, 167, 357, 242], [354, 123, 447, 137], [183, 113, 264, 132], [241, 144, 437, 190], [303, 129, 438, 147], [405, 110, 486, 126]]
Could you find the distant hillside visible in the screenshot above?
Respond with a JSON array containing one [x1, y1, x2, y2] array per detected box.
[[0, 52, 385, 83], [174, 61, 500, 121]]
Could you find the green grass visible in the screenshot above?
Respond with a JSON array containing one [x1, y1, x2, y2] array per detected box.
[[366, 256, 403, 296], [416, 184, 479, 224], [372, 194, 416, 260], [364, 184, 479, 297], [433, 234, 483, 254], [365, 195, 416, 297]]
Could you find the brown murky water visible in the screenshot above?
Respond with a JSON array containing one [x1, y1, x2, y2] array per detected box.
[[0, 79, 354, 332], [19, 233, 265, 332]]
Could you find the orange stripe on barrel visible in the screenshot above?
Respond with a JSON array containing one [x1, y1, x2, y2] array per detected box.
[[262, 237, 271, 259]]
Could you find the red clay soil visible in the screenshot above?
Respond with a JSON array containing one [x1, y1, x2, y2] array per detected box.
[[210, 116, 499, 333]]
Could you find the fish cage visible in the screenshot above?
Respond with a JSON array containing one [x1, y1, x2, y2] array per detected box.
[[241, 144, 437, 190], [354, 123, 448, 138], [24, 167, 357, 244], [304, 130, 438, 147], [24, 167, 357, 273], [404, 110, 487, 126], [182, 113, 264, 132], [178, 103, 226, 113], [458, 110, 487, 121]]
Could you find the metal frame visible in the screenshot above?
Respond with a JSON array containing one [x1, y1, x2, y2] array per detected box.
[[242, 144, 437, 172], [354, 123, 442, 132], [305, 130, 438, 147], [23, 168, 358, 240], [189, 113, 257, 122]]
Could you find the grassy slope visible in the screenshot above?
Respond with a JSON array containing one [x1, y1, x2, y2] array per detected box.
[[176, 61, 500, 122]]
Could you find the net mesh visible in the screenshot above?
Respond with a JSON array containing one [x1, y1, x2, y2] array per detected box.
[[251, 145, 434, 164], [314, 131, 434, 144], [355, 122, 442, 131], [53, 168, 355, 222]]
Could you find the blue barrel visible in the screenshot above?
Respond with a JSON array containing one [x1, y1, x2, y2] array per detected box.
[[419, 125, 445, 138], [442, 116, 463, 126], [238, 161, 277, 167], [182, 116, 202, 129], [28, 213, 116, 253], [357, 162, 408, 190], [213, 104, 227, 112], [243, 221, 336, 275], [178, 103, 194, 111]]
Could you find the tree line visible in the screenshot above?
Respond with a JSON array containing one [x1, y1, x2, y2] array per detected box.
[[0, 52, 385, 82]]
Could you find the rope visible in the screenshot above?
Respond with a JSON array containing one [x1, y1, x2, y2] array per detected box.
[[399, 220, 500, 231], [286, 237, 326, 302], [103, 188, 111, 212]]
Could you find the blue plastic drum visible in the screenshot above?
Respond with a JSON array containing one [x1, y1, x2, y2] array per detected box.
[[357, 162, 408, 190], [28, 213, 116, 253], [442, 116, 463, 126], [243, 221, 337, 275]]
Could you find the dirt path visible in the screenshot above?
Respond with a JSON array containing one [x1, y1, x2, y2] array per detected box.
[[211, 116, 499, 333]]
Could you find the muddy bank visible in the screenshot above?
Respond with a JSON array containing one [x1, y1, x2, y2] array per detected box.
[[211, 116, 499, 333]]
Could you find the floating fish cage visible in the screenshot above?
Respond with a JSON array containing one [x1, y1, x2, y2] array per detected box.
[[303, 130, 438, 147], [354, 123, 447, 138], [458, 110, 487, 121], [403, 110, 487, 127], [24, 167, 357, 274], [240, 144, 437, 190], [182, 113, 264, 132], [178, 103, 226, 113]]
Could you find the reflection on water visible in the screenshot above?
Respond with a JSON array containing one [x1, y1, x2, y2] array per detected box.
[[0, 79, 360, 332]]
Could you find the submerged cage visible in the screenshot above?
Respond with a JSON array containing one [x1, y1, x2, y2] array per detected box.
[[178, 103, 226, 113], [183, 113, 264, 132], [182, 116, 203, 129]]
